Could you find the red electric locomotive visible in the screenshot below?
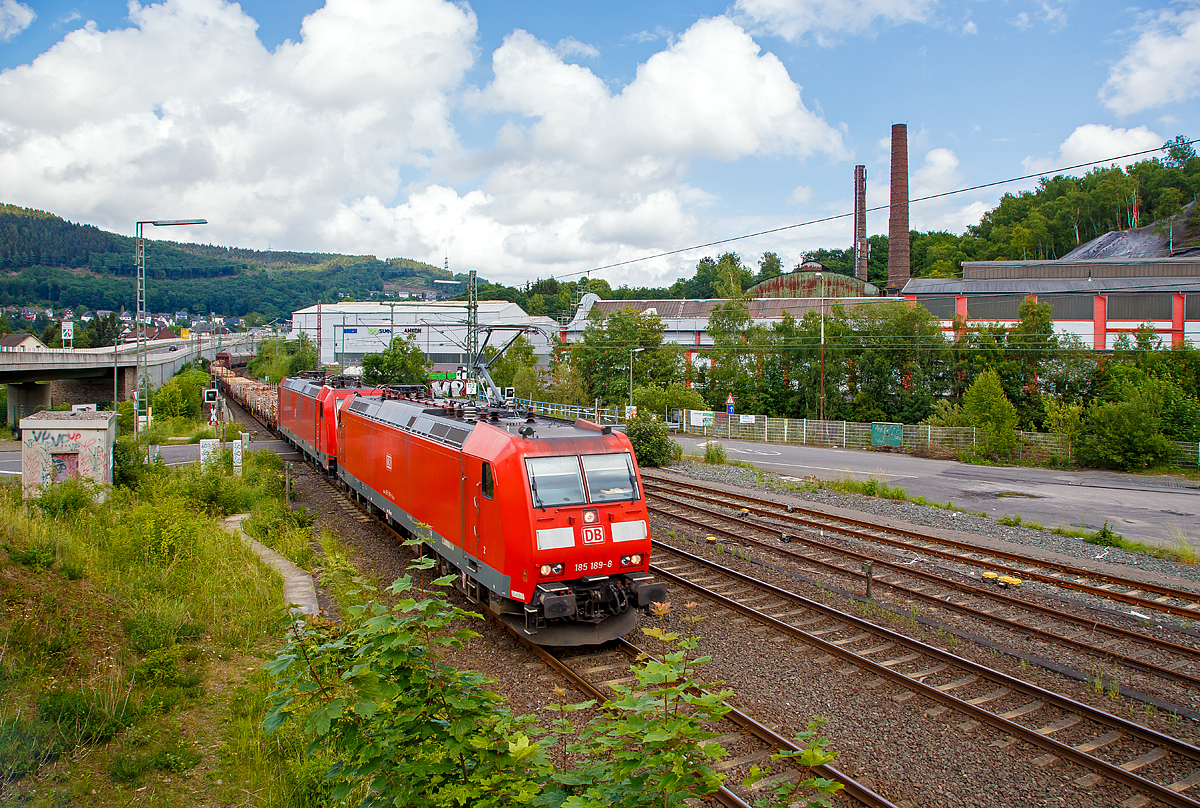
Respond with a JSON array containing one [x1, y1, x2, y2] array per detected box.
[[336, 395, 667, 646], [278, 375, 384, 472]]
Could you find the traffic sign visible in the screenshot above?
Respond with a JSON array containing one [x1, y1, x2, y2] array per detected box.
[[725, 394, 734, 405]]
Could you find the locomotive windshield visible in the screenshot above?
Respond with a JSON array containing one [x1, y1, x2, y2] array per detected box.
[[526, 453, 640, 508], [526, 456, 587, 508], [582, 453, 640, 503]]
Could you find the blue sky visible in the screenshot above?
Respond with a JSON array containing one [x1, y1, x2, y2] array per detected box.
[[1, 0, 1197, 288]]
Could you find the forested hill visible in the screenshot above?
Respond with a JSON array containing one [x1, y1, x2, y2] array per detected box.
[[0, 204, 450, 318]]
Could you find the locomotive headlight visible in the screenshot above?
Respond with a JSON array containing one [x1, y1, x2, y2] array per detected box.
[[620, 554, 644, 567], [552, 562, 564, 575], [630, 554, 642, 565], [582, 509, 598, 524], [539, 563, 565, 577], [539, 565, 552, 576]]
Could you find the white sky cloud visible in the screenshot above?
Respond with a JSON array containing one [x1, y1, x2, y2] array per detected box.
[[0, 2, 846, 287], [1100, 5, 1200, 116], [0, 0, 477, 250], [1021, 124, 1163, 174], [732, 0, 935, 45], [555, 36, 600, 59], [0, 0, 35, 40]]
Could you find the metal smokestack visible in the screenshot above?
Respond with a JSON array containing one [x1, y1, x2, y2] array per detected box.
[[887, 123, 910, 295], [853, 165, 867, 282]]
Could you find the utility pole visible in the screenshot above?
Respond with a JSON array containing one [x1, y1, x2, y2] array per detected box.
[[467, 269, 478, 372], [134, 218, 205, 441]]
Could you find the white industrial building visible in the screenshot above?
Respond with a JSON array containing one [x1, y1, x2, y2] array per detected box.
[[289, 301, 560, 368]]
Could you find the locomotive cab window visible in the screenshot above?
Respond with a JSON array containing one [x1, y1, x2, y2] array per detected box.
[[482, 462, 494, 499], [526, 456, 586, 508], [582, 453, 640, 503]]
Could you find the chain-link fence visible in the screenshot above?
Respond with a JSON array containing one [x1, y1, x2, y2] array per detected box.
[[515, 398, 1199, 470]]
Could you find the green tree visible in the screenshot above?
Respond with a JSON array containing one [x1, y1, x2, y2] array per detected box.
[[961, 369, 1019, 459], [572, 309, 675, 404], [362, 335, 430, 386], [754, 252, 783, 285]]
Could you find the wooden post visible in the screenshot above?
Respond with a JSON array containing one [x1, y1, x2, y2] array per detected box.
[[862, 560, 874, 600]]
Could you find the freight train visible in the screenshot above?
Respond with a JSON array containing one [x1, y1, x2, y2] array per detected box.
[[213, 366, 667, 645]]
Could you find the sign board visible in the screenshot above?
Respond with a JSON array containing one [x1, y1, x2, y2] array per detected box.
[[689, 409, 714, 427], [726, 403, 735, 415], [71, 404, 97, 412], [232, 436, 243, 476], [343, 328, 358, 334], [739, 414, 756, 424], [871, 422, 904, 447], [181, 328, 190, 340], [199, 439, 221, 468], [466, 381, 478, 396], [61, 320, 73, 340]]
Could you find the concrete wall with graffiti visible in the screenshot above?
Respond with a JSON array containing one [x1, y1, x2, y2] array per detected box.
[[19, 411, 117, 498]]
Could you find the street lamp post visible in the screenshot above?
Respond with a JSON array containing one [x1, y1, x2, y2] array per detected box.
[[815, 271, 825, 422], [134, 218, 206, 442], [629, 347, 645, 411]]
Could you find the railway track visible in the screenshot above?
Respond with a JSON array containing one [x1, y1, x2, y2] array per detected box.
[[649, 541, 1200, 807], [644, 490, 1200, 712], [219, 392, 894, 808], [513, 633, 897, 808], [641, 471, 1200, 621]]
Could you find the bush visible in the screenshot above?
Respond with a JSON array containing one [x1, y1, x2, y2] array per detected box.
[[32, 478, 96, 517], [625, 412, 676, 468], [1077, 399, 1172, 470]]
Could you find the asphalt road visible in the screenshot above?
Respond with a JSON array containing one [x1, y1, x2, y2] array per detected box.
[[3, 434, 1195, 548], [671, 434, 1198, 548]]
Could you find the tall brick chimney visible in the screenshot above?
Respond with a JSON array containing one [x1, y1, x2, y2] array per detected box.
[[853, 165, 867, 282], [887, 123, 910, 295]]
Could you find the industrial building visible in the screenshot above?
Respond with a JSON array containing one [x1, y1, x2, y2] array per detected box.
[[902, 258, 1200, 349], [289, 301, 560, 368]]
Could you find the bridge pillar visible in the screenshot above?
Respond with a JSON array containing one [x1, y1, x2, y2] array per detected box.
[[6, 382, 52, 427]]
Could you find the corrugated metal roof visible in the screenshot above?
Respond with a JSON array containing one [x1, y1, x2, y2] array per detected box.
[[962, 258, 1200, 280], [903, 277, 1200, 295], [589, 297, 883, 321]]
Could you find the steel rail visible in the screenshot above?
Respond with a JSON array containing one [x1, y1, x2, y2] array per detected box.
[[246, 400, 888, 808], [643, 475, 1200, 619], [647, 495, 1200, 690], [650, 543, 1200, 808], [612, 638, 898, 808]]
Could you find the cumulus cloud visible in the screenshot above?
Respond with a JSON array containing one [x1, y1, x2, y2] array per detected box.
[[1022, 124, 1164, 174], [910, 147, 962, 199], [733, 0, 936, 44], [1100, 5, 1200, 115], [0, 0, 35, 40], [0, 4, 845, 286], [962, 20, 977, 35], [0, 0, 477, 248], [367, 16, 847, 282]]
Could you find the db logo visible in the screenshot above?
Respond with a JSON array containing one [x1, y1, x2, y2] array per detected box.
[[581, 525, 605, 545]]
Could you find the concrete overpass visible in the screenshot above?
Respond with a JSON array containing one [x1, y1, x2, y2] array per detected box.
[[2, 334, 254, 423]]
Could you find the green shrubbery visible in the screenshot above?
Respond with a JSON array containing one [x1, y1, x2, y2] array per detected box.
[[265, 548, 842, 808], [624, 411, 679, 468]]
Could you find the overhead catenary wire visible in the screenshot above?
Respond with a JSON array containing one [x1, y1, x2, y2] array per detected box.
[[549, 137, 1200, 282]]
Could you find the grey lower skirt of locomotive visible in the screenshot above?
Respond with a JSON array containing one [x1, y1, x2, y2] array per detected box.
[[432, 550, 667, 646]]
